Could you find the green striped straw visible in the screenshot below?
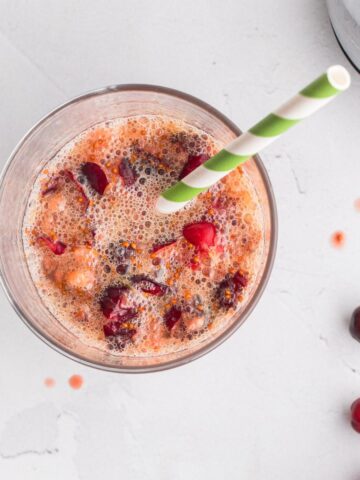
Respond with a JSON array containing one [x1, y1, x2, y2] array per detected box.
[[156, 65, 351, 214]]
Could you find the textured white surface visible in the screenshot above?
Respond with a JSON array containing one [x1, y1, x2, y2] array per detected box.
[[1, 1, 360, 478]]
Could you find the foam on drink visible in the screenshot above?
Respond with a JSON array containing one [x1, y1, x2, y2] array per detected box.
[[23, 115, 264, 357]]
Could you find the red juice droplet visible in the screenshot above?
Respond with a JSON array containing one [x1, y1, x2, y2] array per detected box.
[[68, 374, 83, 390], [354, 198, 360, 212], [44, 377, 55, 388], [331, 231, 345, 248]]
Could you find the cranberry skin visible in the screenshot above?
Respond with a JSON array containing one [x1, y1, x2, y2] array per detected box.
[[350, 307, 360, 342], [351, 398, 360, 433], [179, 154, 209, 180], [100, 286, 132, 319], [41, 170, 89, 209], [216, 271, 248, 310], [164, 306, 182, 330], [103, 320, 137, 339], [183, 222, 216, 251], [216, 277, 236, 309], [119, 158, 137, 186], [233, 272, 248, 290], [151, 240, 176, 253], [82, 162, 109, 195], [38, 236, 67, 255], [131, 275, 169, 296]]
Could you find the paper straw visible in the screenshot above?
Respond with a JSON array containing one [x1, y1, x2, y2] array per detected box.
[[156, 65, 351, 214]]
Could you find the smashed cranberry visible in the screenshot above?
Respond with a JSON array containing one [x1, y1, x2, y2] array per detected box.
[[179, 154, 209, 179], [351, 398, 360, 433], [183, 222, 216, 251], [164, 306, 182, 330], [37, 236, 67, 255], [82, 162, 109, 195], [103, 321, 137, 339], [41, 170, 89, 209], [100, 286, 138, 339], [216, 271, 248, 310], [131, 275, 168, 296], [350, 307, 360, 342], [233, 272, 248, 290], [100, 285, 136, 318], [216, 277, 236, 309], [119, 158, 137, 186], [150, 240, 176, 253]]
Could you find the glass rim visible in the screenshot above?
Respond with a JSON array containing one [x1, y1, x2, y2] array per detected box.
[[0, 84, 278, 373]]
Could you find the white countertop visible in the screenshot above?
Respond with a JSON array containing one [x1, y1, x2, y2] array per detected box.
[[1, 1, 360, 478]]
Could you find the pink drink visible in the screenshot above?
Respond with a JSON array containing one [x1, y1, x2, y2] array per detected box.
[[23, 115, 264, 357]]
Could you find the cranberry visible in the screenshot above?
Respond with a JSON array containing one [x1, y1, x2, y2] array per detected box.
[[351, 398, 360, 433], [37, 236, 67, 255], [233, 272, 248, 290], [183, 222, 216, 251], [103, 321, 137, 339], [164, 306, 182, 330], [119, 158, 137, 186], [99, 285, 137, 321], [82, 162, 109, 195], [41, 170, 89, 209], [216, 277, 236, 309], [179, 154, 209, 179], [216, 271, 248, 310], [131, 275, 168, 296], [150, 240, 176, 253], [350, 307, 360, 342]]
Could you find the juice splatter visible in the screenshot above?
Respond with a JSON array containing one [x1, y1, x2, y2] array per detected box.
[[44, 377, 55, 388], [354, 198, 360, 212], [331, 230, 345, 248], [68, 374, 83, 390]]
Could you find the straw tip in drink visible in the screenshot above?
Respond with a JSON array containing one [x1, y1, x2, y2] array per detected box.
[[327, 65, 351, 91], [156, 196, 187, 214]]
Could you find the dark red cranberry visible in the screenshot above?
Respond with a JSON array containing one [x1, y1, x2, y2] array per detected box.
[[164, 306, 182, 330], [216, 271, 248, 310], [131, 275, 168, 296], [183, 222, 216, 251], [350, 307, 360, 342], [179, 154, 209, 179], [150, 240, 176, 253], [82, 162, 109, 195], [103, 321, 137, 339], [216, 277, 236, 309], [119, 158, 137, 186], [99, 285, 137, 322], [233, 272, 248, 291], [351, 398, 360, 433], [37, 236, 67, 255]]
